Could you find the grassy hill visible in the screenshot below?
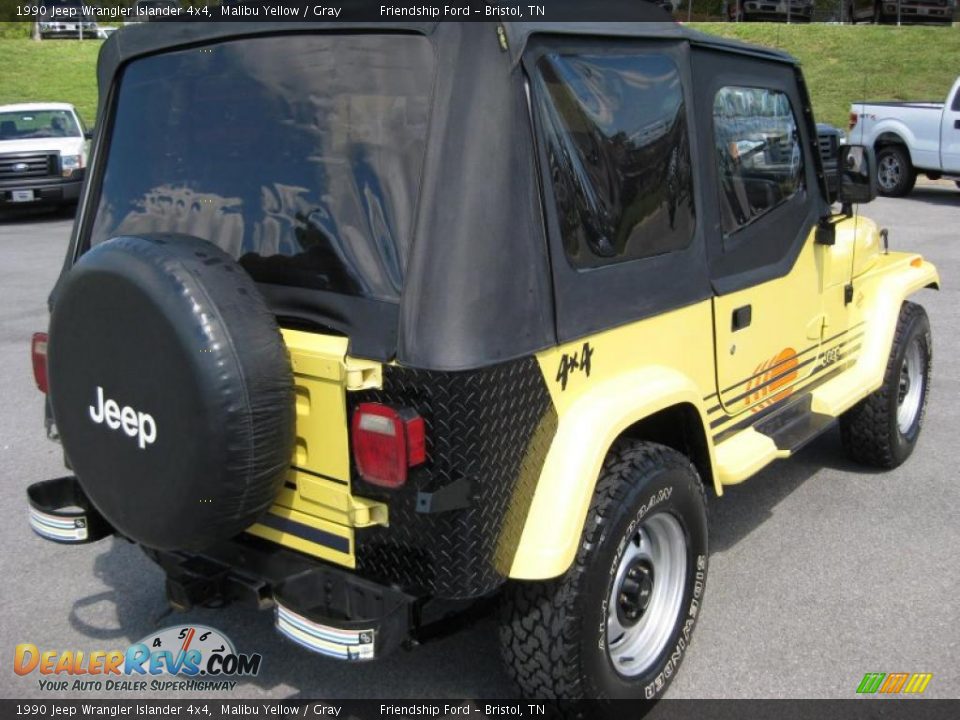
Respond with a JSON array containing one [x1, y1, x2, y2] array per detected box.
[[0, 24, 958, 131], [0, 37, 102, 125], [691, 24, 960, 130]]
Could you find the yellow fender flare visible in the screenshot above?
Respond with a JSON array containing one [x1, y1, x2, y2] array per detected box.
[[508, 365, 715, 580], [813, 255, 939, 418]]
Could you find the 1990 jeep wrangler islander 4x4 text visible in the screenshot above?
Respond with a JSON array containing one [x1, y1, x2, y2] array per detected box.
[[28, 12, 939, 701]]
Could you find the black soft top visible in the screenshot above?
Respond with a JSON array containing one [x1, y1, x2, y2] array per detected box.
[[70, 13, 800, 372], [94, 18, 795, 105]]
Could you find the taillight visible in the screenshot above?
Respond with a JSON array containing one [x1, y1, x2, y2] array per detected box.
[[351, 402, 426, 489], [31, 332, 49, 394], [848, 112, 859, 131]]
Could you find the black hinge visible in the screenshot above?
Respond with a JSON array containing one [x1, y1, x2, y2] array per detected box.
[[844, 284, 854, 305], [416, 476, 473, 514]]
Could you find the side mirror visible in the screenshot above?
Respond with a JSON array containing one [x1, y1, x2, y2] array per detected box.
[[84, 128, 94, 140], [837, 144, 877, 206]]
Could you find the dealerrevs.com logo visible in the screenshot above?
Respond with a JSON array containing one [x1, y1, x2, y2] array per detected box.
[[14, 625, 262, 692]]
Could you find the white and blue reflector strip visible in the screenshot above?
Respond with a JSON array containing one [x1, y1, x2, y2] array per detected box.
[[29, 507, 89, 543], [275, 603, 375, 661]]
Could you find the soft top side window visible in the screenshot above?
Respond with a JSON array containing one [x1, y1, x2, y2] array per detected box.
[[712, 86, 804, 236], [534, 51, 695, 269]]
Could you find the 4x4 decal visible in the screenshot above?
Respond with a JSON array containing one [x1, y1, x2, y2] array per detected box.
[[556, 342, 595, 391]]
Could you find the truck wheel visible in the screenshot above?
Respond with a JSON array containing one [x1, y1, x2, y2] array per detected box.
[[876, 146, 916, 197], [500, 442, 708, 700], [840, 302, 931, 469]]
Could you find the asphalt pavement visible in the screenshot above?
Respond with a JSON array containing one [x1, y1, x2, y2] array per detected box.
[[1, 185, 958, 700]]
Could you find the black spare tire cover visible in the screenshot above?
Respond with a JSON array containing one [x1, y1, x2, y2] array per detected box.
[[47, 234, 295, 551]]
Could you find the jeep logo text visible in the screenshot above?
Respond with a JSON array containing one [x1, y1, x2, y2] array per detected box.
[[89, 386, 156, 449]]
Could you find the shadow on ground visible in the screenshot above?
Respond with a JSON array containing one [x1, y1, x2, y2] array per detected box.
[[708, 425, 872, 553], [0, 203, 76, 224], [903, 186, 959, 207], [61, 427, 871, 698]]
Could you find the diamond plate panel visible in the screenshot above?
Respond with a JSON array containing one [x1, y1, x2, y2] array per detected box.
[[349, 357, 557, 599]]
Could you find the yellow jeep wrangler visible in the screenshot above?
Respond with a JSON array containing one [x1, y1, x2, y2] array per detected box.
[[28, 17, 938, 701]]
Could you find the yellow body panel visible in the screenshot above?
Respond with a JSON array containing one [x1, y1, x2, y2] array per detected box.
[[245, 329, 387, 567], [248, 506, 355, 568], [510, 301, 717, 579], [244, 221, 937, 583], [509, 216, 938, 580], [811, 253, 939, 418], [713, 428, 789, 486], [284, 329, 352, 482], [267, 472, 389, 528], [712, 233, 825, 415]]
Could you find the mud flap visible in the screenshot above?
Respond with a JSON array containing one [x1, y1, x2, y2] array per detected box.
[[27, 476, 113, 544], [273, 568, 414, 661]]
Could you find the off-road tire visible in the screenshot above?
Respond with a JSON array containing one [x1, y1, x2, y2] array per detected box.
[[840, 302, 931, 469], [876, 145, 916, 197], [499, 442, 708, 701]]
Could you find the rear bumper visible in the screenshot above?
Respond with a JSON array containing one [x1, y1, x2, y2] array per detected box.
[[150, 537, 420, 661], [0, 177, 82, 206], [26, 476, 474, 661]]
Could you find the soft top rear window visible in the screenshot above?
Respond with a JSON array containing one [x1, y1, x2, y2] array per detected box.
[[88, 33, 435, 303]]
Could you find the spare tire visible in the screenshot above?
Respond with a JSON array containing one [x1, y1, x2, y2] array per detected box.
[[47, 234, 294, 551]]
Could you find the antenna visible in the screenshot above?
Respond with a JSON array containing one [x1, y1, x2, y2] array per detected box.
[[846, 71, 870, 306]]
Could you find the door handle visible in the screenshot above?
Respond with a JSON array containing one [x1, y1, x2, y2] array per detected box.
[[732, 305, 752, 331]]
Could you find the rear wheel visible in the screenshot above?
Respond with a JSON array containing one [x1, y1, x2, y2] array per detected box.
[[500, 442, 708, 700], [840, 302, 931, 469], [876, 146, 916, 197]]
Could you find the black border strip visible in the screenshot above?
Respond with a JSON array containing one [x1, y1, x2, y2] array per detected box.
[[711, 356, 856, 444], [718, 323, 863, 396], [704, 323, 864, 413], [257, 512, 351, 554], [718, 332, 864, 413]]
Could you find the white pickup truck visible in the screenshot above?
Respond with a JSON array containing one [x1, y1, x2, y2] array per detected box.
[[0, 103, 90, 209], [849, 76, 960, 197]]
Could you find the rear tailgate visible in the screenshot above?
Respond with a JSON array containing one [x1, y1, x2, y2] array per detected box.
[[246, 329, 387, 569]]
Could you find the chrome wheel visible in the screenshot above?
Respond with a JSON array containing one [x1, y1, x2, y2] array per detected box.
[[606, 512, 687, 677], [897, 336, 925, 434], [878, 154, 902, 192]]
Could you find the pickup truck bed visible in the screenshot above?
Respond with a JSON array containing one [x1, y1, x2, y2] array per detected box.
[[850, 75, 960, 195]]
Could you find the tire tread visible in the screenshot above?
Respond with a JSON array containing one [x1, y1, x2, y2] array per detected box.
[[499, 442, 706, 700], [839, 301, 929, 468]]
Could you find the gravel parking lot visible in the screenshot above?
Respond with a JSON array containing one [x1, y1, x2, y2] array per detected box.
[[1, 185, 958, 700]]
